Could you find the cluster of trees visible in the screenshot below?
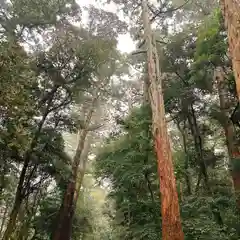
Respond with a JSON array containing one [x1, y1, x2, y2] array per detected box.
[[1, 0, 240, 240], [96, 0, 240, 240], [0, 0, 127, 239]]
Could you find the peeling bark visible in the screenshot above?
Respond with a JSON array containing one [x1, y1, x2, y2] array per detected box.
[[214, 66, 240, 207], [221, 0, 240, 100], [142, 1, 184, 239]]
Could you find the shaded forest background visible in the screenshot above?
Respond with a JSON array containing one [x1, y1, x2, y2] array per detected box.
[[1, 0, 240, 239]]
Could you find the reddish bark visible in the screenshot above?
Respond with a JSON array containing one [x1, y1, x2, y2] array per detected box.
[[221, 0, 240, 100], [215, 66, 240, 207], [141, 1, 184, 239], [155, 132, 184, 240]]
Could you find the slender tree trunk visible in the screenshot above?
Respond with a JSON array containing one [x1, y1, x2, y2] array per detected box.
[[220, 0, 240, 100], [215, 67, 236, 156], [142, 1, 184, 239], [52, 98, 97, 240], [177, 121, 192, 195], [0, 158, 7, 196], [214, 66, 240, 206], [73, 135, 92, 207], [18, 210, 27, 240], [0, 205, 8, 237], [52, 130, 89, 240], [187, 105, 210, 192], [2, 198, 21, 240], [3, 91, 56, 240]]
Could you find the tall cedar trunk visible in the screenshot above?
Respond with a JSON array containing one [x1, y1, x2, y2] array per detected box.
[[219, 0, 240, 207], [52, 99, 96, 240], [143, 76, 161, 237], [142, 1, 184, 239], [220, 0, 240, 100], [214, 66, 240, 206]]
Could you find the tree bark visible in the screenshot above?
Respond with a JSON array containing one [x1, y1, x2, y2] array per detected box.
[[187, 105, 210, 192], [73, 135, 92, 208], [214, 66, 240, 206], [142, 1, 184, 239], [220, 0, 240, 100], [52, 97, 97, 240]]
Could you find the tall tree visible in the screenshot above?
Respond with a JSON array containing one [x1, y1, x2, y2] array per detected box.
[[220, 0, 240, 100], [141, 1, 184, 239], [52, 29, 125, 239]]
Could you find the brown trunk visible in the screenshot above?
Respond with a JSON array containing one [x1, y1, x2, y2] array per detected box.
[[2, 197, 21, 240], [52, 129, 89, 240], [3, 92, 56, 240], [177, 121, 192, 195], [215, 67, 236, 156], [142, 1, 184, 239], [187, 105, 210, 192], [214, 66, 240, 206], [18, 212, 27, 240], [52, 99, 97, 240], [155, 132, 184, 239], [220, 0, 240, 100]]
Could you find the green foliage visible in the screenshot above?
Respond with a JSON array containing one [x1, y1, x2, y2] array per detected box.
[[194, 9, 226, 66], [96, 103, 240, 239], [95, 105, 162, 240], [0, 0, 124, 239]]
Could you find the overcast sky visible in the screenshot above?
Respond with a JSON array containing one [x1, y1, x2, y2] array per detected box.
[[78, 0, 135, 53]]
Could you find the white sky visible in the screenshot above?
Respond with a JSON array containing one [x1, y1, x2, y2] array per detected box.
[[78, 0, 135, 53]]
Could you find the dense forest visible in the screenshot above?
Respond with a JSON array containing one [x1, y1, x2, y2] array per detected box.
[[1, 0, 240, 239]]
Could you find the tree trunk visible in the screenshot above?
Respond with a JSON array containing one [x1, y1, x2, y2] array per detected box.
[[2, 197, 21, 240], [187, 105, 210, 192], [73, 135, 92, 208], [177, 121, 192, 195], [220, 0, 240, 100], [214, 66, 240, 206], [215, 67, 236, 156], [52, 99, 97, 240], [142, 1, 184, 239], [0, 204, 8, 237], [2, 91, 56, 240]]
